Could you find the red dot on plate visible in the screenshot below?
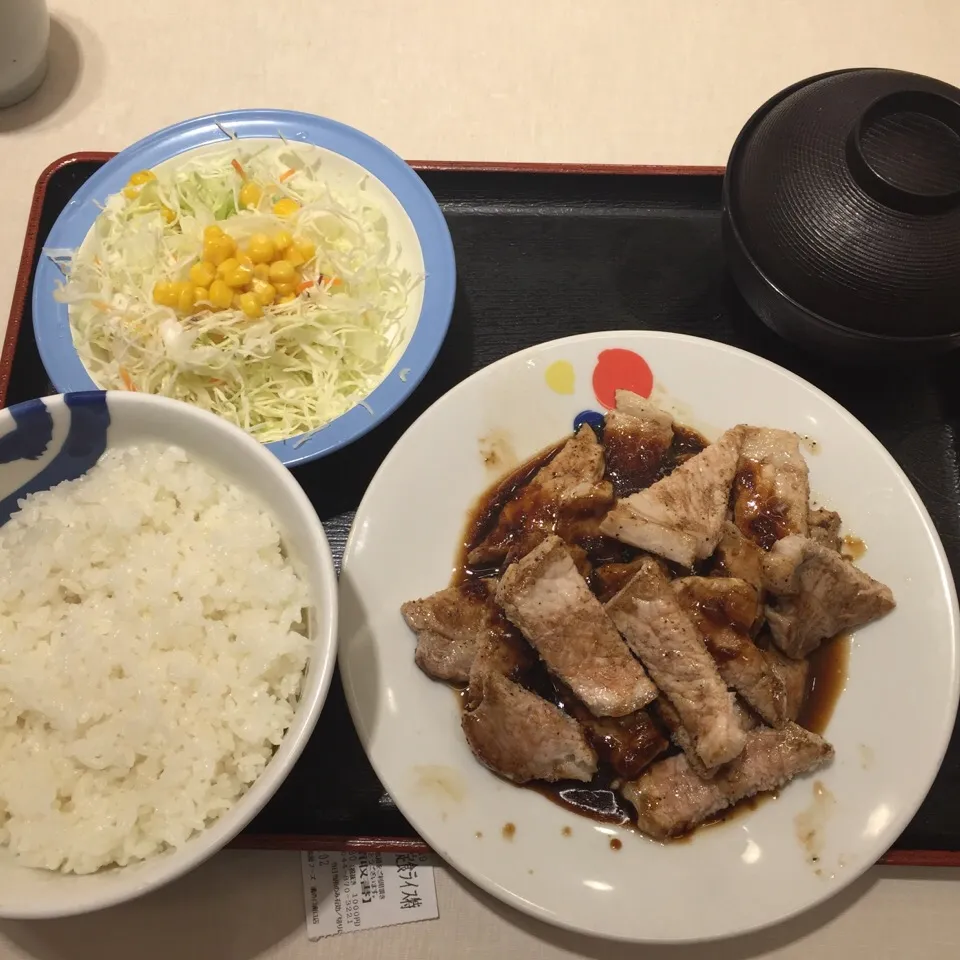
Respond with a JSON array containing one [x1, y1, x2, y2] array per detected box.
[[592, 349, 653, 409]]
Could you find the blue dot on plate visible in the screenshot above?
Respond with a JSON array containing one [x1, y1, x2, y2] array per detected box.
[[574, 409, 604, 434]]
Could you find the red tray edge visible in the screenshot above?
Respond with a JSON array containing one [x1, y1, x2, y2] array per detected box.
[[5, 153, 957, 870], [226, 834, 958, 867]]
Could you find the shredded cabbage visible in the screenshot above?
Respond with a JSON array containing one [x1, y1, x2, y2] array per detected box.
[[50, 143, 421, 443]]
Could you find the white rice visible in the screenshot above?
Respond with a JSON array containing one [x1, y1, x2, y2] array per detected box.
[[0, 444, 310, 874]]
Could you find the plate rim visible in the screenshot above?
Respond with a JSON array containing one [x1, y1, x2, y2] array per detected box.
[[31, 109, 456, 467], [338, 329, 960, 944]]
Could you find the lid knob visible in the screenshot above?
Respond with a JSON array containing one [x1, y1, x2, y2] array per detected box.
[[846, 89, 960, 214]]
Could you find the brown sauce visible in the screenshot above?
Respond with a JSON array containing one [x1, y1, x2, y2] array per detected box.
[[454, 442, 564, 583], [530, 776, 634, 825], [842, 535, 867, 562], [732, 463, 792, 551], [605, 423, 705, 497], [451, 423, 849, 837], [799, 634, 850, 735]]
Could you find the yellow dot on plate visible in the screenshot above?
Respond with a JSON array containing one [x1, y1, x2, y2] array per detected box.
[[545, 360, 575, 395]]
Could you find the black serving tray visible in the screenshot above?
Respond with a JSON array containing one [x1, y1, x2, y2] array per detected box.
[[4, 154, 959, 866]]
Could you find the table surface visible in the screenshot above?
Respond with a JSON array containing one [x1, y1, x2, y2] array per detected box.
[[2, 2, 960, 957]]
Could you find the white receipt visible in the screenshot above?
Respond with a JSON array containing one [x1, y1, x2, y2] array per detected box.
[[301, 850, 439, 940]]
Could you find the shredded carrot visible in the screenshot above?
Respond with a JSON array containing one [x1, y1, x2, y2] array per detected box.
[[295, 280, 314, 295], [119, 367, 136, 391], [210, 378, 225, 387], [330, 276, 343, 287], [279, 167, 297, 182], [231, 159, 247, 180], [93, 300, 110, 311]]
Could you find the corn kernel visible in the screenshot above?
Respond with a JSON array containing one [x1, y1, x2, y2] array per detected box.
[[216, 257, 239, 278], [194, 286, 209, 303], [238, 292, 264, 319], [237, 252, 254, 269], [189, 261, 217, 287], [253, 263, 270, 281], [294, 237, 316, 261], [203, 224, 224, 241], [278, 293, 296, 303], [123, 186, 140, 200], [251, 278, 276, 306], [203, 236, 233, 266], [161, 205, 176, 224], [202, 240, 221, 265], [129, 170, 155, 186], [153, 281, 177, 307], [273, 281, 296, 296], [224, 265, 254, 288], [239, 181, 263, 210], [272, 198, 300, 218], [268, 259, 296, 284], [174, 282, 196, 313], [285, 246, 305, 268], [272, 230, 292, 251], [247, 233, 276, 264], [208, 279, 233, 309]]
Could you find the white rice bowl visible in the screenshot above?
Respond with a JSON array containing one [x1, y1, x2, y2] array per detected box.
[[0, 392, 337, 917]]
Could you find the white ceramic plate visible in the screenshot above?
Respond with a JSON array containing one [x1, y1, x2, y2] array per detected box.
[[338, 331, 959, 943]]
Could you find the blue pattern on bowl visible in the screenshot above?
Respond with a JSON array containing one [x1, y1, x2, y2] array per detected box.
[[0, 393, 109, 526]]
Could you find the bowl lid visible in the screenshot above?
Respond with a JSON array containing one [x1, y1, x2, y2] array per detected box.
[[726, 69, 960, 338]]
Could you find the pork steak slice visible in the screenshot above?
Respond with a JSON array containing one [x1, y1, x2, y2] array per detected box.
[[462, 671, 598, 783], [733, 427, 810, 549], [673, 576, 788, 727], [606, 558, 746, 768], [712, 521, 766, 591], [809, 507, 842, 553], [469, 425, 612, 567], [600, 425, 745, 567], [763, 535, 895, 658], [621, 722, 834, 840], [496, 535, 657, 716], [402, 581, 509, 683]]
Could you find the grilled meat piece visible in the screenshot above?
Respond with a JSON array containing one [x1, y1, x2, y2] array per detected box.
[[733, 428, 810, 549], [603, 391, 675, 497], [673, 576, 788, 727], [496, 536, 657, 716], [656, 698, 758, 779], [462, 671, 598, 783], [606, 558, 746, 768], [764, 645, 811, 721], [464, 631, 537, 709], [468, 425, 613, 567], [600, 426, 745, 567], [712, 521, 766, 591], [592, 556, 659, 603], [402, 581, 509, 683], [763, 535, 895, 658], [621, 722, 834, 840], [809, 507, 843, 552]]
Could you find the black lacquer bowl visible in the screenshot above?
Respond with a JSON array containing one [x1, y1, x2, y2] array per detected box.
[[723, 68, 960, 362]]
